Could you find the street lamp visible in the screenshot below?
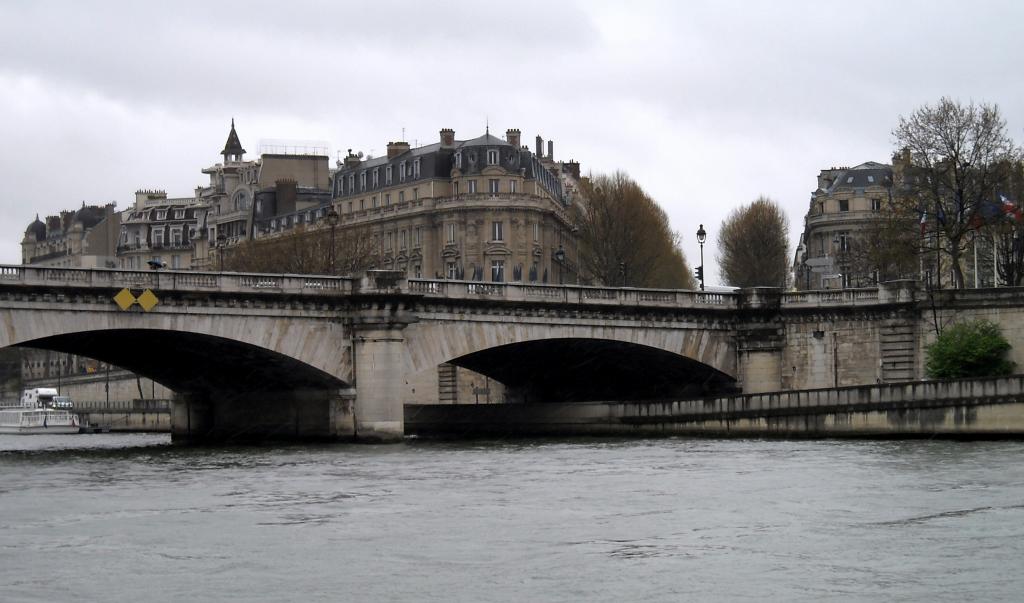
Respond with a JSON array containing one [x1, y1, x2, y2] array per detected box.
[[554, 244, 565, 284], [326, 207, 340, 274], [216, 231, 226, 271], [696, 224, 707, 291]]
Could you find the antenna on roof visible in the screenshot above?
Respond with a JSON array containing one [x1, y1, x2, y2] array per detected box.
[[402, 127, 406, 141], [486, 116, 489, 136]]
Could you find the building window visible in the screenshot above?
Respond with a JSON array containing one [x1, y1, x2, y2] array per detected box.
[[400, 230, 407, 249], [491, 260, 505, 282], [492, 221, 503, 241], [170, 228, 183, 246], [413, 187, 418, 200], [447, 262, 458, 279], [360, 199, 365, 210], [152, 228, 165, 247], [386, 166, 392, 185], [468, 180, 477, 194], [454, 152, 462, 169], [447, 223, 456, 243], [533, 223, 540, 242], [372, 196, 378, 208], [399, 191, 405, 203], [348, 201, 353, 212], [839, 199, 849, 212], [413, 159, 421, 178], [489, 179, 500, 195], [399, 162, 406, 182], [453, 182, 459, 195], [171, 255, 181, 269], [487, 149, 498, 165], [385, 231, 393, 250], [348, 175, 355, 194], [510, 180, 517, 194], [174, 209, 185, 219], [414, 226, 422, 247], [413, 264, 421, 278], [385, 193, 391, 206], [871, 198, 882, 211]]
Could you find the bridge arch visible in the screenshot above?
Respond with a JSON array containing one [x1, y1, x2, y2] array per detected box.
[[403, 320, 737, 403], [16, 329, 347, 397]]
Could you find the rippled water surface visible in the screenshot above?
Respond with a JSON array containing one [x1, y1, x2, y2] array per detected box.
[[2, 434, 1023, 602]]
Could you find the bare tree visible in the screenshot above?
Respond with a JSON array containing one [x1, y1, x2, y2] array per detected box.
[[893, 98, 1020, 288], [224, 224, 377, 275], [575, 172, 694, 288], [844, 199, 920, 286], [717, 196, 789, 288]]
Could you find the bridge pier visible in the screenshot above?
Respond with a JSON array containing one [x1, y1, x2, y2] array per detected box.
[[170, 389, 355, 444], [350, 301, 415, 443]]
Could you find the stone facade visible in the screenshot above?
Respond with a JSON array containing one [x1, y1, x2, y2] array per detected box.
[[794, 161, 894, 289], [21, 203, 120, 268], [329, 128, 581, 283], [117, 190, 200, 270]]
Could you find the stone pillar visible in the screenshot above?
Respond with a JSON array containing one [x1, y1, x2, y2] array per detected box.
[[351, 301, 415, 442], [171, 393, 213, 442]]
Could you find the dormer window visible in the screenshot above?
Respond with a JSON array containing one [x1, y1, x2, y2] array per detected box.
[[360, 171, 367, 190], [413, 158, 421, 178], [348, 174, 355, 194], [454, 152, 462, 169], [385, 166, 393, 185], [487, 149, 498, 165], [174, 209, 185, 219], [155, 210, 167, 220], [399, 161, 407, 182], [372, 169, 380, 188]]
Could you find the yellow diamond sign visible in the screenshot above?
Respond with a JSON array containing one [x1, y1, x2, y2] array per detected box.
[[113, 288, 136, 311], [137, 289, 160, 312]]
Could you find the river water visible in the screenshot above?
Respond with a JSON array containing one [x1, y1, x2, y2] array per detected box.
[[1, 434, 1022, 602]]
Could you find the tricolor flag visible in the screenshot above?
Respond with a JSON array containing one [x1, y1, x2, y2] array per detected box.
[[1001, 194, 1022, 221]]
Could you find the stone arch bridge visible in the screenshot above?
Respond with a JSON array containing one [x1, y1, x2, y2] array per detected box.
[[1, 266, 1021, 442]]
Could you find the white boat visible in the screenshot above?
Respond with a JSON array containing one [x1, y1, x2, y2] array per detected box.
[[0, 388, 82, 434]]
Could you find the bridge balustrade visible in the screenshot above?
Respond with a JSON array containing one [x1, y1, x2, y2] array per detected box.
[[0, 265, 356, 296], [407, 279, 740, 309]]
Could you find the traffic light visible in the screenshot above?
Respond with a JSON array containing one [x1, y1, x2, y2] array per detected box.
[[694, 265, 703, 281]]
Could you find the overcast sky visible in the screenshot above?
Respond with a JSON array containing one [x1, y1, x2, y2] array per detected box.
[[2, 0, 1021, 284]]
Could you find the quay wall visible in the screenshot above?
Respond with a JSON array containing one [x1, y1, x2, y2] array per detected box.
[[405, 375, 1024, 439]]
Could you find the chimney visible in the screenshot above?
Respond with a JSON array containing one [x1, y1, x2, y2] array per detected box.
[[564, 160, 581, 181], [343, 149, 361, 168], [276, 178, 298, 214], [387, 141, 410, 159], [547, 140, 554, 160], [440, 128, 455, 148], [536, 135, 544, 158], [506, 129, 521, 148]]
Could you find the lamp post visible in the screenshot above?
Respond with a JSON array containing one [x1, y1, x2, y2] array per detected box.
[[216, 231, 226, 271], [696, 223, 707, 291], [554, 244, 565, 284], [326, 207, 340, 274]]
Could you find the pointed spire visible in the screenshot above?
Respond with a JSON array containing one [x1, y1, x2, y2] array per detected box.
[[221, 118, 246, 158]]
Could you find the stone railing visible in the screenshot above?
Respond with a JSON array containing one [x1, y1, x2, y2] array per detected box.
[[0, 265, 356, 296], [407, 279, 739, 309]]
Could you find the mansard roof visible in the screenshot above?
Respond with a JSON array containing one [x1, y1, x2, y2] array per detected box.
[[826, 161, 892, 193]]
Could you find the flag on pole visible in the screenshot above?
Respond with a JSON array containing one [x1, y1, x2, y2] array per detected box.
[[1001, 194, 1022, 221]]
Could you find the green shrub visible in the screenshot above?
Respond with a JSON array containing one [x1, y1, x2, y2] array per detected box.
[[925, 319, 1015, 379]]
